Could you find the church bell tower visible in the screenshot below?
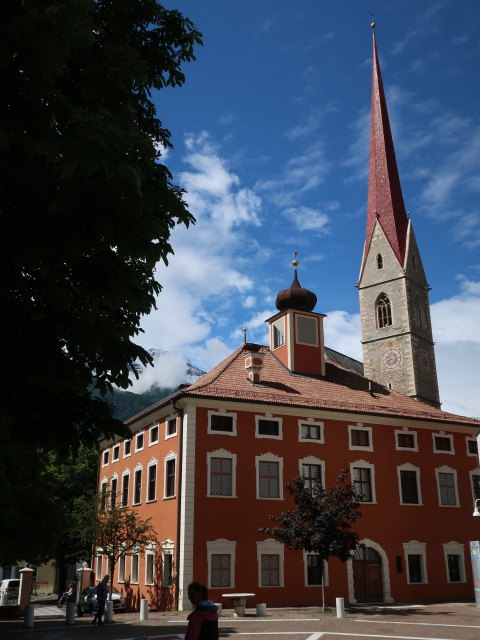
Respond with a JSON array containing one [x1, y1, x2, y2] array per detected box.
[[357, 27, 440, 409]]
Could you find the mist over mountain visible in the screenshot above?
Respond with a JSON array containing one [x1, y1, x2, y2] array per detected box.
[[111, 349, 205, 421]]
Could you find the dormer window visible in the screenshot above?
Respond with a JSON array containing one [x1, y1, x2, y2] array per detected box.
[[376, 294, 392, 328], [376, 253, 383, 269]]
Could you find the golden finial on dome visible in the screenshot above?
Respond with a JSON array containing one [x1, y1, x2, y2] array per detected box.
[[242, 327, 247, 344], [370, 11, 375, 29], [292, 251, 299, 268]]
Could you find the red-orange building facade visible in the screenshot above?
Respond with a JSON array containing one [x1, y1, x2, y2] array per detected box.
[[96, 31, 480, 610]]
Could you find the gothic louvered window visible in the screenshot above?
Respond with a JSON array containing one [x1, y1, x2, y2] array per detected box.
[[376, 253, 383, 269], [259, 461, 280, 498], [376, 294, 392, 328], [210, 457, 232, 496], [296, 315, 317, 345]]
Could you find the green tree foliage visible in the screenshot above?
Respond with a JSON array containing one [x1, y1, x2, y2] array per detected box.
[[260, 471, 361, 608], [76, 491, 157, 598], [0, 0, 201, 562]]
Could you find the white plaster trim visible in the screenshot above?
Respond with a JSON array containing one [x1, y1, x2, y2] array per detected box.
[[287, 311, 295, 370], [206, 449, 237, 498], [298, 419, 324, 443], [255, 452, 284, 500], [348, 424, 373, 452], [303, 551, 329, 587], [255, 415, 283, 440], [350, 459, 376, 503], [257, 539, 284, 587], [298, 456, 325, 489], [442, 541, 466, 583], [396, 463, 423, 506], [207, 538, 236, 589], [178, 405, 196, 611], [435, 465, 460, 507], [208, 410, 237, 436], [403, 540, 428, 584], [394, 428, 418, 452], [432, 432, 455, 455], [469, 468, 480, 504]]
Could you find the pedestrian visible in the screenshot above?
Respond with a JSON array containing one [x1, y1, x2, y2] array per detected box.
[[92, 574, 109, 626], [185, 582, 218, 640]]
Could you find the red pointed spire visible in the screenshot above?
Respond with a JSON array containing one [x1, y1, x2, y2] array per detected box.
[[362, 31, 409, 269]]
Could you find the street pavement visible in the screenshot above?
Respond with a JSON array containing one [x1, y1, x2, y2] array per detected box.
[[0, 601, 479, 640]]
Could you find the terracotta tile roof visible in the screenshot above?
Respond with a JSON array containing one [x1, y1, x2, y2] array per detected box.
[[184, 344, 479, 427]]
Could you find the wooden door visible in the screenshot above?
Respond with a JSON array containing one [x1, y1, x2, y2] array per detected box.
[[353, 546, 384, 602]]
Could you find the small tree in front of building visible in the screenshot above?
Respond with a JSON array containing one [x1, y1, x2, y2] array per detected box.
[[259, 470, 361, 610], [77, 491, 157, 599]]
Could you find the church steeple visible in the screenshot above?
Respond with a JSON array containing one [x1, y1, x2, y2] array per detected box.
[[361, 29, 409, 272], [358, 28, 440, 409]]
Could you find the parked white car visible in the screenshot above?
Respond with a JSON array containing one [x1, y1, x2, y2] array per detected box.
[[0, 579, 20, 606]]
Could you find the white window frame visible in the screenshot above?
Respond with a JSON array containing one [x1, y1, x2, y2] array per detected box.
[[165, 414, 178, 440], [123, 439, 132, 458], [112, 444, 120, 462], [102, 449, 109, 467], [271, 317, 285, 350], [303, 551, 329, 587], [256, 453, 283, 500], [145, 542, 155, 586], [442, 541, 466, 584], [299, 456, 325, 490], [394, 429, 418, 452], [146, 458, 158, 503], [466, 437, 478, 457], [257, 539, 284, 587], [118, 551, 126, 583], [348, 424, 373, 452], [397, 463, 422, 506], [131, 548, 140, 585], [350, 460, 376, 503], [208, 410, 237, 437], [149, 423, 159, 446], [135, 430, 145, 453], [403, 540, 428, 584], [207, 449, 237, 498], [161, 539, 175, 588], [255, 415, 283, 440], [295, 314, 318, 346], [432, 432, 455, 455], [435, 465, 459, 507], [298, 419, 324, 444], [207, 539, 236, 590], [133, 464, 143, 506], [95, 553, 103, 581], [164, 452, 177, 499], [121, 470, 130, 507], [110, 474, 118, 509], [469, 468, 480, 503]]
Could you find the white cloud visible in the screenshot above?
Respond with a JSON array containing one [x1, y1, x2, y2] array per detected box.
[[129, 351, 191, 394], [323, 310, 363, 361], [243, 295, 256, 309], [282, 205, 332, 234]]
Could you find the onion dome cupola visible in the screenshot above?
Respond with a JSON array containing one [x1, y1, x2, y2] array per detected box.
[[275, 259, 317, 312], [266, 257, 326, 377]]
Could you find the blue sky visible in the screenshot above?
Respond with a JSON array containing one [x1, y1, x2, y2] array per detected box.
[[133, 0, 480, 419]]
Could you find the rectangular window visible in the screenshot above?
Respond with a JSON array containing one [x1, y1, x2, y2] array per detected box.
[[302, 463, 322, 492], [124, 439, 131, 457], [434, 435, 452, 452], [165, 459, 176, 497], [135, 432, 144, 452], [147, 464, 157, 502], [353, 467, 372, 502], [351, 429, 370, 448], [134, 469, 142, 504], [407, 554, 424, 583], [397, 433, 415, 449], [110, 477, 117, 509], [210, 457, 233, 496], [467, 439, 478, 456], [112, 445, 120, 461], [272, 319, 284, 349], [118, 555, 126, 582], [100, 482, 108, 511], [210, 414, 234, 433], [95, 555, 103, 581], [447, 554, 462, 582], [257, 419, 280, 437], [150, 425, 159, 445], [162, 553, 173, 588], [296, 315, 318, 346], [307, 554, 323, 586], [300, 422, 322, 441], [145, 551, 154, 585], [121, 474, 129, 507], [261, 554, 280, 586], [438, 472, 457, 505], [102, 450, 109, 466], [167, 418, 177, 437], [131, 554, 139, 584], [211, 554, 231, 588], [472, 474, 480, 501], [400, 470, 419, 504], [259, 461, 280, 498]]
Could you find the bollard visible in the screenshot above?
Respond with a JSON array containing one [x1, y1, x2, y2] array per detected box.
[[104, 600, 113, 623], [256, 603, 266, 617], [24, 604, 34, 628], [66, 602, 76, 625], [139, 598, 149, 620], [215, 603, 222, 616], [335, 597, 345, 619]]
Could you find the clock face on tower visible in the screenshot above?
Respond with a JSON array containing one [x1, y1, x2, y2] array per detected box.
[[382, 348, 401, 369]]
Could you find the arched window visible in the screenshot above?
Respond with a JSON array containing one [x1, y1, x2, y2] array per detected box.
[[376, 294, 392, 328], [376, 253, 383, 269], [414, 295, 422, 327]]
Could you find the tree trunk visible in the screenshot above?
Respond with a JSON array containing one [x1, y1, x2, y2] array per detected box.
[[108, 558, 115, 600], [320, 564, 325, 612]]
